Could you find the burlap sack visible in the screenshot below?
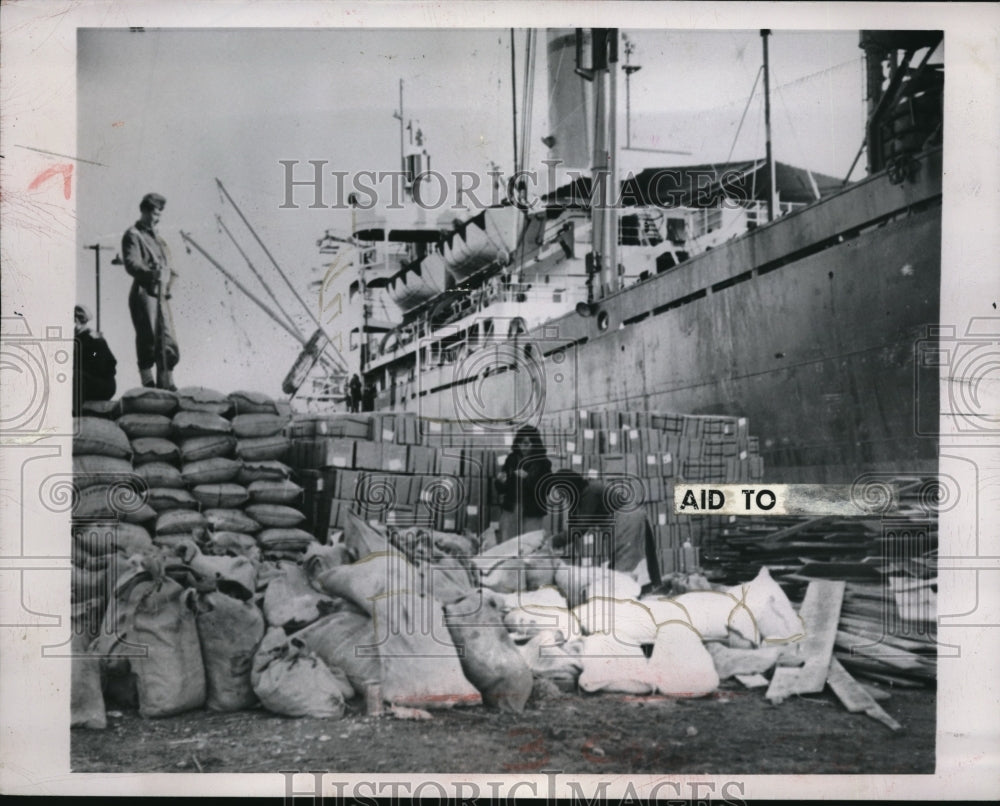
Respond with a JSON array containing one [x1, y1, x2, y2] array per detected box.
[[80, 399, 122, 419], [120, 387, 179, 416], [146, 487, 200, 512], [179, 435, 237, 463], [444, 594, 533, 712], [156, 509, 208, 537], [181, 458, 242, 485], [195, 591, 265, 711], [727, 566, 804, 643], [573, 597, 660, 646], [172, 411, 232, 438], [263, 563, 339, 629], [645, 621, 720, 697], [72, 522, 153, 556], [134, 461, 184, 489], [237, 460, 292, 484], [187, 548, 257, 598], [94, 562, 206, 718], [235, 435, 290, 462], [577, 632, 655, 695], [373, 592, 482, 709], [71, 631, 106, 729], [191, 483, 249, 509], [203, 508, 261, 534], [247, 479, 303, 505], [74, 417, 131, 458], [256, 528, 314, 552], [293, 609, 374, 694], [516, 629, 584, 689], [228, 390, 280, 415], [73, 455, 134, 490], [117, 413, 172, 439], [131, 437, 180, 466], [245, 503, 305, 528], [250, 629, 349, 719], [72, 484, 156, 524], [176, 386, 233, 417], [206, 531, 261, 564], [232, 413, 289, 438]]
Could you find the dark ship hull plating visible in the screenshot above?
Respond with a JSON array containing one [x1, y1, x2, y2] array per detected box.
[[392, 148, 941, 484]]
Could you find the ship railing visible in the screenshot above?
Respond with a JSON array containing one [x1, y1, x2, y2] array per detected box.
[[618, 208, 667, 247]]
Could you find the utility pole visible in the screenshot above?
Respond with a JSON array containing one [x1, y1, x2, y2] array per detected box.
[[510, 28, 519, 173], [607, 30, 619, 294], [622, 33, 642, 149], [761, 29, 776, 223], [84, 244, 103, 331]]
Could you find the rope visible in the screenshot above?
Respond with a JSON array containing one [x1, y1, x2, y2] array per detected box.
[[217, 214, 303, 339], [725, 65, 764, 166]]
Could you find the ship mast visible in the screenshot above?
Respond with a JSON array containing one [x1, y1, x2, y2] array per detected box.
[[393, 79, 405, 175], [622, 34, 641, 150], [577, 28, 619, 301], [761, 29, 776, 222]]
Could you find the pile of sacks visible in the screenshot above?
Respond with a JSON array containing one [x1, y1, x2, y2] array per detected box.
[[73, 387, 313, 567], [73, 479, 805, 728], [471, 532, 805, 698], [71, 509, 498, 727]]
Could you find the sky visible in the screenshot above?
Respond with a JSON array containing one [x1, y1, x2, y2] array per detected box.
[[77, 27, 874, 398]]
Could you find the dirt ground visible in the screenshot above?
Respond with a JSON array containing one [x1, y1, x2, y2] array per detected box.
[[72, 679, 935, 776]]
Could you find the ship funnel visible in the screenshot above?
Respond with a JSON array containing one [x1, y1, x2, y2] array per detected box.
[[546, 29, 592, 172]]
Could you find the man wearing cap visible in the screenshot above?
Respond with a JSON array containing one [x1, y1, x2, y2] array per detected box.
[[121, 192, 179, 390], [73, 304, 117, 414]]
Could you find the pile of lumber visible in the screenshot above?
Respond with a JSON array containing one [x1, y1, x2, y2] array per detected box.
[[702, 476, 937, 584], [759, 577, 935, 729], [699, 478, 937, 701]]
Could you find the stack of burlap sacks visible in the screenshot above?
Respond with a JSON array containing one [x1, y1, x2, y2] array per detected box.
[[71, 387, 311, 727]]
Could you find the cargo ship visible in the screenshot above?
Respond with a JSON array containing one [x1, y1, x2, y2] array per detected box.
[[311, 29, 942, 485]]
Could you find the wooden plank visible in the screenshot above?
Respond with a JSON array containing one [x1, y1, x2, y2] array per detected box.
[[788, 579, 846, 694], [826, 658, 874, 712], [765, 666, 802, 704], [707, 644, 780, 680], [766, 580, 844, 703], [835, 631, 927, 672], [840, 599, 895, 620], [757, 516, 834, 544], [845, 581, 888, 596], [834, 654, 928, 687], [837, 617, 936, 652], [827, 659, 902, 730], [775, 641, 806, 667], [735, 673, 769, 689], [798, 562, 882, 581], [860, 682, 891, 701]]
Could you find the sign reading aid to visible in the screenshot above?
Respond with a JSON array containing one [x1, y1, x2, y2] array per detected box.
[[674, 484, 899, 516]]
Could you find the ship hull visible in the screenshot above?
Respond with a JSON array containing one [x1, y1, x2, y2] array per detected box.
[[377, 149, 942, 484]]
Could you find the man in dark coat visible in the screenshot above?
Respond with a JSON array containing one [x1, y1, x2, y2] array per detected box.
[[348, 374, 362, 413], [546, 469, 662, 593], [495, 425, 553, 541], [121, 192, 179, 390], [361, 382, 376, 412], [73, 304, 117, 414]]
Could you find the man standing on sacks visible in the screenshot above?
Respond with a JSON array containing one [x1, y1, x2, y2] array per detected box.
[[121, 192, 180, 390]]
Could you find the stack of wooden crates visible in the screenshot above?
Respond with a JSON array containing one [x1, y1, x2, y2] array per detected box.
[[286, 408, 764, 575]]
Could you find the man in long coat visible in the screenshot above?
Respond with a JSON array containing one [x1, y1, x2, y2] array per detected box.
[[121, 192, 179, 390]]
